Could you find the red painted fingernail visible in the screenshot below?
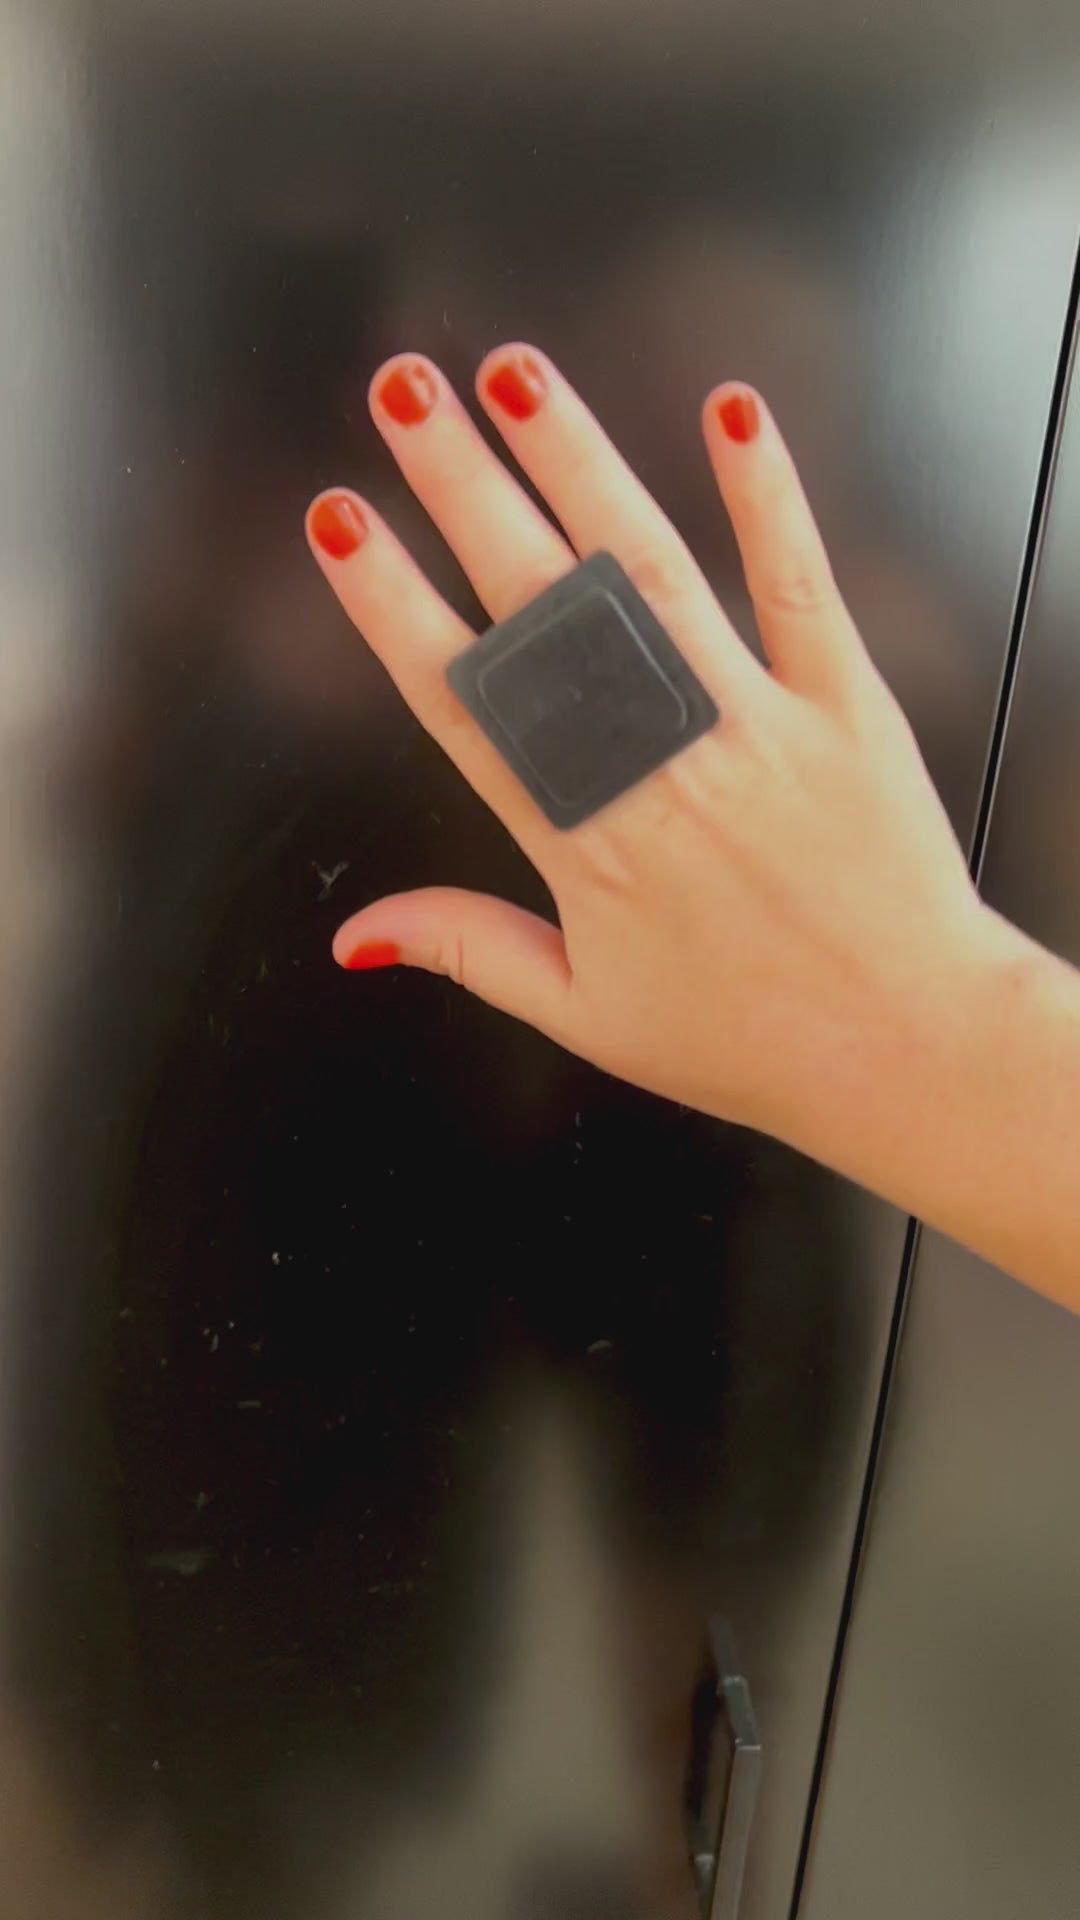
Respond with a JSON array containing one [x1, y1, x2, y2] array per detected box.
[[377, 361, 437, 426], [484, 353, 546, 421], [309, 492, 368, 559], [717, 391, 760, 444], [341, 940, 400, 972]]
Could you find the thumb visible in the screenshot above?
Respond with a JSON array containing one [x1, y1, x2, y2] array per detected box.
[[332, 886, 573, 1039]]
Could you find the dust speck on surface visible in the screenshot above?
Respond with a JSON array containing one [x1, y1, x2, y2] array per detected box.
[[146, 1547, 213, 1577], [313, 858, 349, 901]]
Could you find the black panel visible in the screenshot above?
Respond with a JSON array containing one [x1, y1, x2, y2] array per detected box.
[[0, 4, 1076, 1918]]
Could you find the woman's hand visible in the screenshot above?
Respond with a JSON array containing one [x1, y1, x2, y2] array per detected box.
[[305, 345, 992, 1182]]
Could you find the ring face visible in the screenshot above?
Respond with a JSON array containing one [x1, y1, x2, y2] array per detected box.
[[446, 553, 719, 828]]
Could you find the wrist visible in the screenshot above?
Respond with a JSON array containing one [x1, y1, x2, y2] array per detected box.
[[799, 899, 1020, 1222], [843, 901, 1080, 1301]]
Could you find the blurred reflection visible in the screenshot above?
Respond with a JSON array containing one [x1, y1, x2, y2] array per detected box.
[[0, 2, 1075, 1916], [348, 1394, 648, 1920], [0, 1719, 175, 1917]]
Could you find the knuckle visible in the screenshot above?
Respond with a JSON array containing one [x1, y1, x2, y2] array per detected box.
[[570, 825, 639, 899], [754, 564, 831, 620], [617, 537, 700, 616], [419, 678, 465, 738], [486, 562, 567, 619], [435, 929, 469, 990], [641, 753, 716, 828], [622, 549, 681, 604], [666, 743, 731, 816]]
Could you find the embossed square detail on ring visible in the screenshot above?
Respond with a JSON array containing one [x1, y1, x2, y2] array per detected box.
[[446, 553, 719, 828]]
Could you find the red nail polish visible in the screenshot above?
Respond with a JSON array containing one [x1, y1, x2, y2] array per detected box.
[[342, 940, 400, 971], [378, 362, 437, 426], [310, 493, 367, 559], [717, 392, 760, 444], [485, 354, 546, 421]]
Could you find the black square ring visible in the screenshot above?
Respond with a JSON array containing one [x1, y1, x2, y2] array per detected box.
[[446, 553, 720, 829]]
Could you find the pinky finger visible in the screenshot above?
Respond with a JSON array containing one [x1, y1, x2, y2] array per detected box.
[[702, 385, 866, 704]]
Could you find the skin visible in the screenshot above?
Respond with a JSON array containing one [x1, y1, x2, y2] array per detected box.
[[305, 345, 1080, 1315]]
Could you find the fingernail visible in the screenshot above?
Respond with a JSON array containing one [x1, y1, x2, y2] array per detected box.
[[341, 940, 401, 972], [309, 492, 368, 559], [484, 353, 546, 421], [377, 361, 438, 426], [717, 391, 760, 444]]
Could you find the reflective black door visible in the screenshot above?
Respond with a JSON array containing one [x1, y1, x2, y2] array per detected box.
[[0, 4, 1076, 1916]]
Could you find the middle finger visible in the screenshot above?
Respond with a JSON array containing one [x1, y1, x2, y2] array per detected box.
[[477, 343, 765, 713]]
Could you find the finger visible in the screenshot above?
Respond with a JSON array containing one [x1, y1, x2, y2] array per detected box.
[[702, 383, 867, 702], [476, 344, 764, 713], [332, 886, 574, 1041], [305, 489, 553, 853], [370, 354, 574, 619]]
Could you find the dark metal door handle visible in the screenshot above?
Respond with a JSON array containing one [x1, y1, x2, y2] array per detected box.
[[687, 1619, 762, 1920]]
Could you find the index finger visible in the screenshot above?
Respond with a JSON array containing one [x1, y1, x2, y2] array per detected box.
[[305, 488, 557, 860]]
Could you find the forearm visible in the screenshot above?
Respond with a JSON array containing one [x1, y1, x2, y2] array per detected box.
[[834, 910, 1080, 1311]]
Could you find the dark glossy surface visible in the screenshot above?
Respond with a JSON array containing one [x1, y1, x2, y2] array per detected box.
[[0, 4, 1076, 1916], [802, 335, 1080, 1918]]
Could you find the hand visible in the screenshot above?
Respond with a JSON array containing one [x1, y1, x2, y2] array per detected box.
[[304, 346, 990, 1177]]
